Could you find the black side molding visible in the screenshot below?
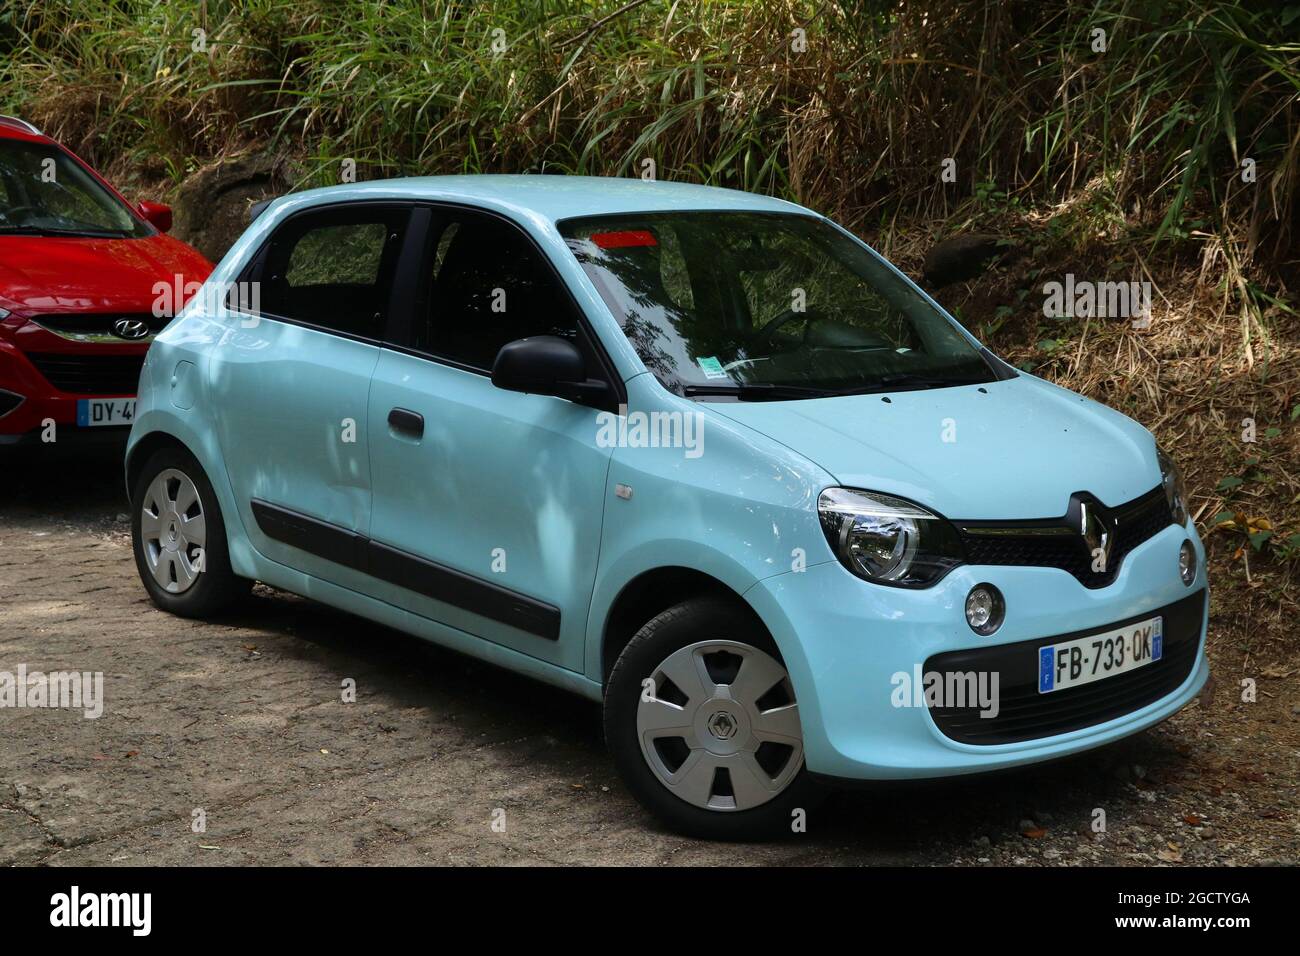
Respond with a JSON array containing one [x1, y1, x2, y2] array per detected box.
[[367, 541, 560, 640], [250, 499, 367, 571], [250, 498, 560, 641]]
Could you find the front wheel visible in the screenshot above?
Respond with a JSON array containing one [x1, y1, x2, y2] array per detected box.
[[604, 597, 820, 839]]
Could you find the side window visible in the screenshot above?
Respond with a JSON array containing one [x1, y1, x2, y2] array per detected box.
[[408, 210, 579, 369], [257, 206, 408, 338]]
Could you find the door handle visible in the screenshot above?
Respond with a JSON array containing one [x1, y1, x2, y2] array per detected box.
[[388, 407, 424, 438]]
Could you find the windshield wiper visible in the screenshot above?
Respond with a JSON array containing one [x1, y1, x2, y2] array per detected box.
[[828, 373, 988, 396], [0, 224, 128, 238], [682, 383, 835, 401], [33, 226, 129, 238]]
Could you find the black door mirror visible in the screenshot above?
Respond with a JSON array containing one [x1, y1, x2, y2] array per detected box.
[[491, 335, 612, 407]]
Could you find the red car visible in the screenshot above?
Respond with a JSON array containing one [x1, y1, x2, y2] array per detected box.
[[0, 115, 212, 447]]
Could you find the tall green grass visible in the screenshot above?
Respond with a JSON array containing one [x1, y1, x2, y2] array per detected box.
[[2, 0, 1296, 271]]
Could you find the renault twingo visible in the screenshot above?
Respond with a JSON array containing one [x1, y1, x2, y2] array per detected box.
[[126, 176, 1207, 839]]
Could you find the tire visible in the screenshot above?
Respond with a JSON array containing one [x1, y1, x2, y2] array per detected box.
[[604, 597, 822, 839], [131, 444, 250, 618]]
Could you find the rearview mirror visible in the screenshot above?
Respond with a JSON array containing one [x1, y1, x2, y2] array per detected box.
[[492, 336, 612, 407], [137, 201, 173, 233]]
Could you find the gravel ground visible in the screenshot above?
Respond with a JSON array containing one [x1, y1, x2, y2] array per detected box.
[[1, 443, 1296, 866]]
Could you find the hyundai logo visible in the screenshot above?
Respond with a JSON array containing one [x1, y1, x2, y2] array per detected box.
[[111, 318, 151, 340]]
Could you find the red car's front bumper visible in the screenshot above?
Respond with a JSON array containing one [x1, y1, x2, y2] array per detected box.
[[0, 319, 149, 443]]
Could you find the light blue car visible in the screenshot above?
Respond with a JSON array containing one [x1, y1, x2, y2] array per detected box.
[[125, 176, 1208, 839]]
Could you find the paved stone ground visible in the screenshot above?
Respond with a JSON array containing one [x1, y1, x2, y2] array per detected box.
[[1, 443, 1296, 866]]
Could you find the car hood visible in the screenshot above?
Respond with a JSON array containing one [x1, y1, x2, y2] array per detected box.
[[0, 234, 211, 315], [710, 375, 1161, 520]]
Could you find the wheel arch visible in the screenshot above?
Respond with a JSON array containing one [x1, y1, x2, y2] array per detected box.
[[599, 566, 774, 684], [125, 430, 199, 504]]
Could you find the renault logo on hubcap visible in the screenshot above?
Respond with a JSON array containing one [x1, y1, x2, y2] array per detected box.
[[707, 711, 738, 740]]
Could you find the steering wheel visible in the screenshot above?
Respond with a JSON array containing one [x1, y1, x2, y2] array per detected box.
[[0, 205, 40, 223], [751, 307, 827, 349]]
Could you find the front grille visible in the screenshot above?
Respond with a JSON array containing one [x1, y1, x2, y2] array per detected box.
[[26, 352, 145, 395], [926, 590, 1205, 745], [957, 486, 1172, 587], [30, 313, 167, 341]]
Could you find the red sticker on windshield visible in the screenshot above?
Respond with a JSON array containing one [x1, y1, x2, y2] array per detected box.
[[590, 230, 657, 249]]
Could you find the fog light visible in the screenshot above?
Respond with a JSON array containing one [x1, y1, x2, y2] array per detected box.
[[1179, 540, 1196, 585], [965, 584, 1005, 635]]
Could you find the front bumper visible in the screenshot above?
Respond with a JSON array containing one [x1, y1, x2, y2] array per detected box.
[[0, 336, 143, 439], [745, 520, 1209, 780]]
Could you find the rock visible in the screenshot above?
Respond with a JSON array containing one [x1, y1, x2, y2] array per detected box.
[[1198, 827, 1216, 840], [974, 835, 992, 848], [171, 152, 291, 262], [922, 234, 1010, 287]]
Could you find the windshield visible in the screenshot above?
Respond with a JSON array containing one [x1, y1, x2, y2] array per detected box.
[[560, 211, 995, 399], [0, 139, 149, 238]]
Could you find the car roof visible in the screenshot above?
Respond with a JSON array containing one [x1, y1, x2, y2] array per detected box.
[[0, 117, 50, 145], [267, 174, 809, 225]]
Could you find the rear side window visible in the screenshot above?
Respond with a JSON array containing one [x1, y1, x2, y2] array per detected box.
[[400, 209, 579, 370], [254, 205, 409, 339]]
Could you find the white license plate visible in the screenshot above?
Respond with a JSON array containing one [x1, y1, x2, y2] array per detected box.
[[1038, 615, 1163, 693], [76, 398, 136, 427]]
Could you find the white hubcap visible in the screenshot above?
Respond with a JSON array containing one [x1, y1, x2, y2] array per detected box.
[[637, 640, 803, 812], [140, 468, 207, 594]]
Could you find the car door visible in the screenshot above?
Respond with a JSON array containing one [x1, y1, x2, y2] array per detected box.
[[364, 205, 620, 671], [214, 202, 412, 593]]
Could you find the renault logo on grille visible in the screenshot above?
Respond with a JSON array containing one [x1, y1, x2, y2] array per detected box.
[[112, 318, 151, 340], [1077, 499, 1116, 569]]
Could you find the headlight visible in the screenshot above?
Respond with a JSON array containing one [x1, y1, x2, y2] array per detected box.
[[1157, 445, 1189, 526], [817, 488, 965, 587], [0, 308, 10, 320]]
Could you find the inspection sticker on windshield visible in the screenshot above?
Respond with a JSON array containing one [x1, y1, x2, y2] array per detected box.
[[696, 356, 729, 380], [1038, 615, 1162, 693]]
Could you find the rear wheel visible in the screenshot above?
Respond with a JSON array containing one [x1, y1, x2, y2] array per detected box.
[[131, 445, 249, 617], [604, 597, 819, 839]]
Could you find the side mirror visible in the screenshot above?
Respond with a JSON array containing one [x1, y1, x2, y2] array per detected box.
[[492, 335, 612, 407], [137, 201, 173, 233]]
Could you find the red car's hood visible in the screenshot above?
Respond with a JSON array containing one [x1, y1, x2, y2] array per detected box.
[[0, 234, 212, 315]]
